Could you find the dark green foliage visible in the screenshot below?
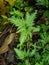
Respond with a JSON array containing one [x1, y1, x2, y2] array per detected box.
[[36, 0, 49, 8]]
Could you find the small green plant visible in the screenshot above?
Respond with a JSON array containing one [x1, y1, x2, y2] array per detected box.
[[39, 22, 49, 47], [8, 10, 40, 47], [8, 10, 41, 65], [43, 10, 49, 20], [36, 0, 49, 8]]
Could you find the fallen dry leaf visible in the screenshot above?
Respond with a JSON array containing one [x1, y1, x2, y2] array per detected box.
[[0, 33, 16, 54]]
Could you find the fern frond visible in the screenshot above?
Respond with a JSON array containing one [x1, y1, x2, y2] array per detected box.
[[8, 11, 37, 47]]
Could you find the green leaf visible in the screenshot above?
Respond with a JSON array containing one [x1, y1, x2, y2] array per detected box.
[[36, 0, 45, 6], [25, 60, 30, 65], [33, 26, 40, 32], [35, 61, 44, 65], [1, 15, 7, 19], [29, 49, 36, 57], [43, 11, 49, 19], [14, 48, 26, 60]]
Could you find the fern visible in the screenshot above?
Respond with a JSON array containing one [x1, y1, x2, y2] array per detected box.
[[36, 0, 49, 8], [14, 48, 26, 60], [8, 10, 40, 47], [39, 23, 49, 47]]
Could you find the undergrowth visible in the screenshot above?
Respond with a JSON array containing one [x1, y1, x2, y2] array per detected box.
[[0, 0, 49, 65], [8, 9, 49, 65]]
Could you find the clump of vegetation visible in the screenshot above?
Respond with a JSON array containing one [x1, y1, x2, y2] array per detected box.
[[0, 0, 49, 65]]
